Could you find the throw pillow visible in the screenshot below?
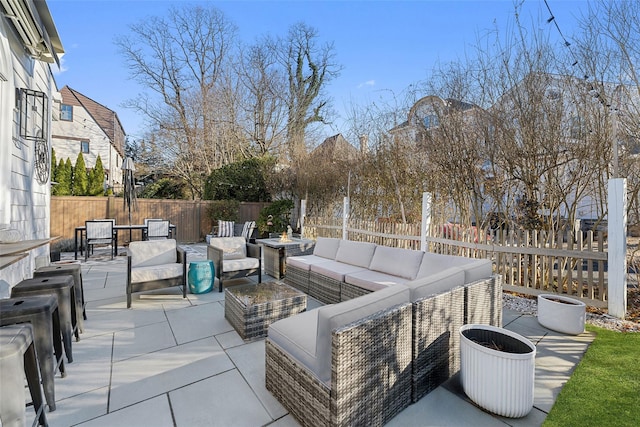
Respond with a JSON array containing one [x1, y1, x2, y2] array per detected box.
[[242, 221, 256, 240], [218, 220, 235, 237]]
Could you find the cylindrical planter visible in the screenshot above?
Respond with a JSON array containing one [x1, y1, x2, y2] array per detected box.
[[537, 294, 586, 335], [460, 324, 536, 418]]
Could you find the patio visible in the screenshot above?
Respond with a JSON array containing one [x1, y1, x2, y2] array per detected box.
[[42, 243, 594, 427]]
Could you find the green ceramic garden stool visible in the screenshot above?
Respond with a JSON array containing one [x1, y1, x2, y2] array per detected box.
[[0, 324, 48, 426], [11, 275, 75, 363], [35, 262, 86, 337], [188, 260, 214, 294], [0, 294, 66, 411]]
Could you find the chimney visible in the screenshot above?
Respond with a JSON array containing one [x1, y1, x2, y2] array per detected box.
[[359, 134, 369, 155]]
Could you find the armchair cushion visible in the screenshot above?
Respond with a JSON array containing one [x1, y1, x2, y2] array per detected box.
[[223, 257, 260, 273], [210, 237, 247, 260], [131, 263, 184, 283], [129, 239, 177, 267]]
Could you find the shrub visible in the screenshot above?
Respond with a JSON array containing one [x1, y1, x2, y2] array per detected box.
[[257, 199, 294, 234], [206, 200, 240, 226]]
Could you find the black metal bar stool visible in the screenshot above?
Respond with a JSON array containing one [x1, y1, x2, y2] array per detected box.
[[0, 295, 66, 411], [11, 276, 75, 363], [34, 263, 86, 336], [0, 324, 48, 426]]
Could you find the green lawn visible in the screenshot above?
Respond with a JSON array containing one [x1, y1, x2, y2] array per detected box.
[[543, 325, 640, 426]]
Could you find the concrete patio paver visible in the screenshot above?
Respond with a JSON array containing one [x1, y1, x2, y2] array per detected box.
[[37, 244, 594, 426]]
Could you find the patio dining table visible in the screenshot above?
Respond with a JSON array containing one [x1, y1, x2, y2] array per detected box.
[[74, 223, 176, 260]]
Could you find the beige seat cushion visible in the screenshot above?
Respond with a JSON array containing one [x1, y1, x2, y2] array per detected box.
[[131, 263, 183, 283], [287, 254, 333, 271], [309, 260, 367, 282], [268, 309, 320, 378], [129, 239, 177, 268], [222, 258, 259, 273], [344, 270, 408, 292]]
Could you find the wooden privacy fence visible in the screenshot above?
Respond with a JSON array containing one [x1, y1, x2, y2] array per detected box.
[[51, 197, 268, 244], [305, 217, 608, 307]]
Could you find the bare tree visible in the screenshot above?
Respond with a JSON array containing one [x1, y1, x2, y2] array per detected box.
[[273, 23, 342, 163], [116, 5, 239, 198]]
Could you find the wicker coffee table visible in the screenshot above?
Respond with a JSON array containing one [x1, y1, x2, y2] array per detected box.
[[225, 281, 307, 340]]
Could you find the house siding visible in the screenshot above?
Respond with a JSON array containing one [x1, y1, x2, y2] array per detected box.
[[0, 1, 63, 287]]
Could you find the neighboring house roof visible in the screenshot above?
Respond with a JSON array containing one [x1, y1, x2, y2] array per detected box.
[[59, 85, 126, 158], [310, 133, 360, 162]]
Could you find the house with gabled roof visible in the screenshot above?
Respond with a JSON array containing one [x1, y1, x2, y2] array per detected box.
[[52, 85, 126, 192]]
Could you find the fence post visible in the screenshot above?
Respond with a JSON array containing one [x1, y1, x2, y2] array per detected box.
[[343, 197, 349, 240], [608, 178, 627, 319], [421, 192, 432, 251]]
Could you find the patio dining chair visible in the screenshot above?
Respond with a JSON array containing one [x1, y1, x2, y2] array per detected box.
[[144, 219, 170, 240], [85, 220, 115, 261]]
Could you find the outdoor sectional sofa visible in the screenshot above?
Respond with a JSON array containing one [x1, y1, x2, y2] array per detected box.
[[266, 237, 502, 426]]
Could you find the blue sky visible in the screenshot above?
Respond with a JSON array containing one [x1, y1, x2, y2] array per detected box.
[[47, 0, 589, 141]]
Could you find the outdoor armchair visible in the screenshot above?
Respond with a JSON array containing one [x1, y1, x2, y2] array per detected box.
[[126, 239, 187, 308], [207, 237, 261, 292]]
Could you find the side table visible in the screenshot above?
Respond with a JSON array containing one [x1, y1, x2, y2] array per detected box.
[[188, 260, 214, 294]]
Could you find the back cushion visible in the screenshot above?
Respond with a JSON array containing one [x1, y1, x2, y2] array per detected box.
[[315, 285, 410, 383], [334, 240, 377, 268], [368, 246, 424, 280], [405, 267, 465, 301], [218, 220, 235, 237], [130, 239, 177, 268], [416, 252, 492, 282], [312, 237, 341, 260], [209, 237, 247, 260]]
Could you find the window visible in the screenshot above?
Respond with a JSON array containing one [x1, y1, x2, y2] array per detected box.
[[81, 141, 90, 153], [570, 116, 586, 139], [423, 114, 439, 129], [60, 104, 73, 121]]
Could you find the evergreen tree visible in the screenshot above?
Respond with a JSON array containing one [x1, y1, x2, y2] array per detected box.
[[51, 148, 57, 186], [54, 158, 72, 195], [89, 155, 105, 196], [72, 153, 89, 196]]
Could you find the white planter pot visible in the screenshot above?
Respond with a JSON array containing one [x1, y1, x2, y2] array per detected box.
[[460, 324, 536, 418], [537, 294, 586, 335]]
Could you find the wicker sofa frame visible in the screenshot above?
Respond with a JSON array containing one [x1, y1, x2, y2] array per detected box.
[[265, 302, 413, 427]]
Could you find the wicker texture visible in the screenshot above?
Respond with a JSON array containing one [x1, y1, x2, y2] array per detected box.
[[340, 281, 373, 301], [465, 275, 502, 327], [283, 264, 309, 293], [262, 241, 315, 279], [225, 282, 307, 340], [309, 270, 341, 304], [266, 303, 412, 427], [411, 286, 465, 402]]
